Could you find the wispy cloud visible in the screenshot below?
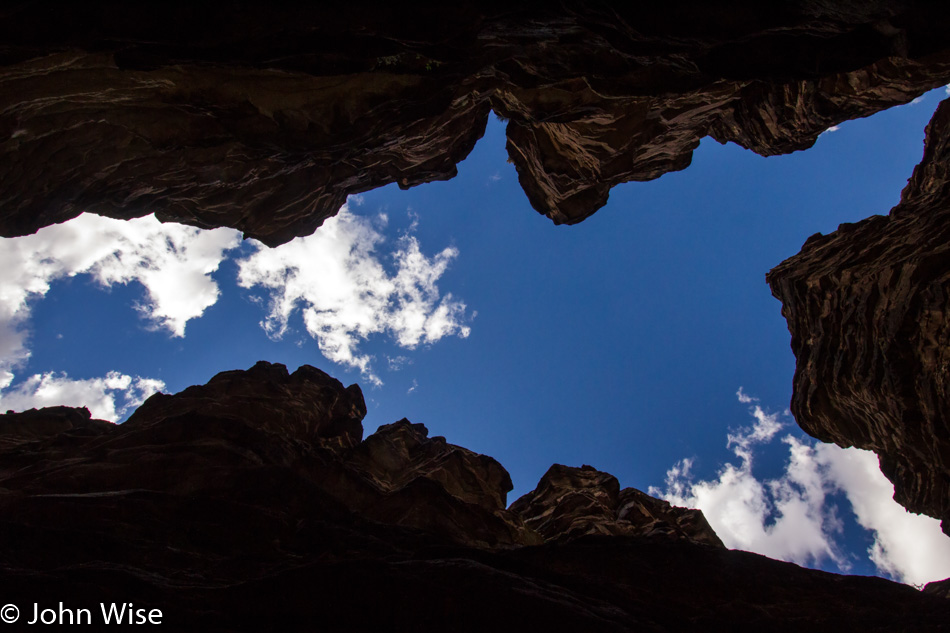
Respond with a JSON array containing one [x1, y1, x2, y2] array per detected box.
[[387, 355, 410, 371], [652, 391, 950, 585], [236, 203, 471, 385], [735, 387, 757, 403]]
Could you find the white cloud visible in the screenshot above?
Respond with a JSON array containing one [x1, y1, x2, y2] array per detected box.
[[735, 387, 757, 403], [0, 213, 241, 371], [728, 404, 783, 454], [236, 203, 471, 385], [387, 355, 410, 371], [0, 200, 470, 407], [814, 444, 950, 586], [945, 84, 950, 97], [0, 370, 164, 422], [652, 391, 950, 585], [0, 214, 233, 420], [654, 404, 844, 569]]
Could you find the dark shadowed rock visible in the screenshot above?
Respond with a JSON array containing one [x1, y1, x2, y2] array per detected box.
[[925, 577, 950, 599], [316, 418, 540, 548], [124, 360, 366, 453], [0, 406, 114, 480], [0, 405, 112, 444], [768, 99, 950, 535], [510, 463, 723, 547], [3, 3, 950, 243], [17, 361, 528, 550], [0, 364, 947, 630]]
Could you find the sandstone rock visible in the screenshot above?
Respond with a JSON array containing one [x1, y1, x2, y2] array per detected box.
[[510, 463, 723, 547], [3, 3, 950, 243], [0, 405, 112, 445], [124, 360, 366, 453], [0, 363, 947, 630], [767, 99, 950, 534], [318, 418, 540, 548]]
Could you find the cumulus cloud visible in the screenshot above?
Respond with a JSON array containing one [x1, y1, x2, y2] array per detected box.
[[0, 213, 235, 419], [236, 204, 471, 385], [814, 444, 950, 586], [0, 370, 164, 422], [654, 405, 845, 569], [652, 391, 950, 585], [0, 213, 241, 369], [0, 200, 470, 415]]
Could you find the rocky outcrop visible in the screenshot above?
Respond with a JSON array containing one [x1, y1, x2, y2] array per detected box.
[[0, 404, 112, 445], [926, 577, 950, 599], [319, 418, 540, 548], [3, 3, 950, 244], [511, 463, 723, 547], [3, 361, 532, 551], [1, 362, 948, 630], [124, 361, 366, 453], [767, 99, 950, 535]]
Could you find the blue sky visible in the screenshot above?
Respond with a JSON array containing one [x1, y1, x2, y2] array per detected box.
[[3, 86, 950, 586]]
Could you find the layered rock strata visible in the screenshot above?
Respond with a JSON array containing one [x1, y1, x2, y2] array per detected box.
[[3, 3, 950, 244], [0, 362, 947, 630], [767, 99, 950, 535], [510, 463, 723, 547]]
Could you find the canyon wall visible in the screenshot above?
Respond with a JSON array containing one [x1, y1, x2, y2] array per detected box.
[[2, 2, 950, 244], [768, 98, 950, 535], [3, 0, 950, 607], [0, 362, 946, 630]]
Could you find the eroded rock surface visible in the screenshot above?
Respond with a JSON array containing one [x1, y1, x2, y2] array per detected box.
[[3, 3, 950, 244], [511, 463, 723, 547], [768, 99, 950, 535], [0, 362, 947, 630]]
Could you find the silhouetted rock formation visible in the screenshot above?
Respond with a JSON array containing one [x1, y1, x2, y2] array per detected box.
[[0, 362, 947, 630], [3, 3, 950, 244], [768, 99, 950, 535], [926, 577, 950, 600]]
